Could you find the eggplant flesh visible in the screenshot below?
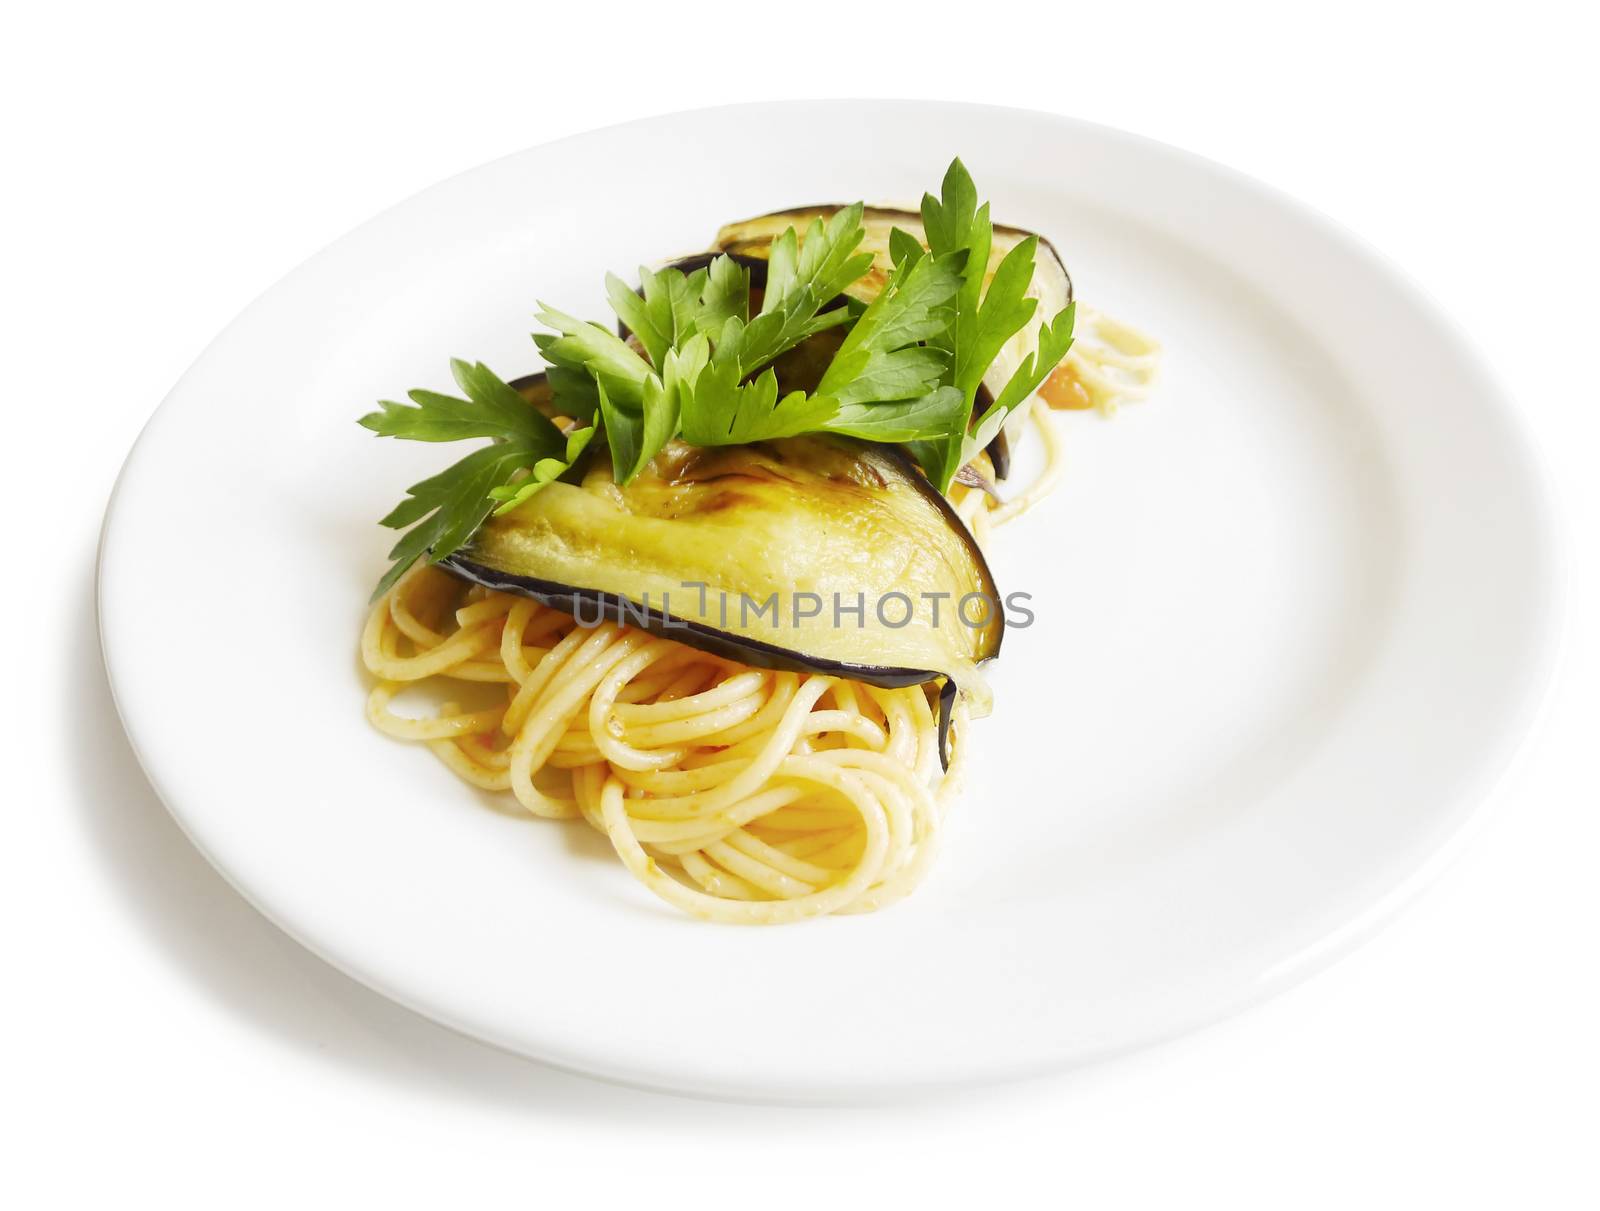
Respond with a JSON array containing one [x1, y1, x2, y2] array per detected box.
[[443, 414, 1000, 699], [715, 206, 1073, 480]]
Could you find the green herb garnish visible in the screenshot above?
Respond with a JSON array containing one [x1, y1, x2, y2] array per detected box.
[[362, 159, 1074, 598], [357, 359, 594, 599]]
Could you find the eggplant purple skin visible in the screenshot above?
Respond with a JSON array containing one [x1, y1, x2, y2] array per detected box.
[[441, 555, 937, 690], [444, 422, 1002, 673], [445, 549, 965, 766], [481, 377, 1003, 667], [448, 372, 990, 766], [987, 421, 1010, 481]]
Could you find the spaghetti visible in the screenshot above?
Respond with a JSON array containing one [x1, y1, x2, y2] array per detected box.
[[361, 307, 1158, 922], [364, 563, 967, 923]]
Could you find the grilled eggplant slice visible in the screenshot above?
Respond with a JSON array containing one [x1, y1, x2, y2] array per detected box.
[[716, 206, 1072, 479], [442, 400, 1000, 721]]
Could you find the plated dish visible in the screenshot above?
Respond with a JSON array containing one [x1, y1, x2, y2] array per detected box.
[[99, 103, 1558, 1098], [358, 161, 1160, 922]]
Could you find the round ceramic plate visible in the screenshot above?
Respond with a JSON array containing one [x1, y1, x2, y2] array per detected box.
[[99, 102, 1560, 1101]]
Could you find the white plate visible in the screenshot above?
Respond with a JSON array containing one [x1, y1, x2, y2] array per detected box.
[[99, 102, 1561, 1101]]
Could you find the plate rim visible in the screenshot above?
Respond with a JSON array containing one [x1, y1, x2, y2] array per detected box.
[[96, 99, 1567, 1101]]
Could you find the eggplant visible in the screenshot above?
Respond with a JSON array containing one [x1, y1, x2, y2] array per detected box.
[[715, 206, 1073, 480], [987, 426, 1011, 481], [446, 409, 998, 683], [442, 389, 1000, 759]]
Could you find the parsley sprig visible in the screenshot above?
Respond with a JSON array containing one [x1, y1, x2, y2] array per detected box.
[[358, 359, 594, 599], [361, 159, 1074, 598], [906, 159, 1077, 489]]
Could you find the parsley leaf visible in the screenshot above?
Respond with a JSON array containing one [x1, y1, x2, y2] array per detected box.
[[823, 385, 966, 443], [594, 378, 640, 485], [595, 332, 711, 484], [695, 255, 750, 338], [360, 359, 587, 599], [605, 265, 715, 369], [533, 303, 652, 410], [821, 347, 948, 407], [555, 222, 871, 478], [815, 246, 963, 406], [605, 272, 672, 369], [679, 362, 838, 445], [963, 302, 1076, 463], [361, 358, 566, 445], [914, 158, 1053, 491], [713, 205, 872, 377], [364, 159, 1076, 596], [955, 236, 1040, 397], [487, 424, 597, 514], [576, 261, 759, 482], [368, 445, 537, 601]]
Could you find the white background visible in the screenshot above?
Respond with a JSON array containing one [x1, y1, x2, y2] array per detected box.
[[4, 1, 1596, 1206]]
